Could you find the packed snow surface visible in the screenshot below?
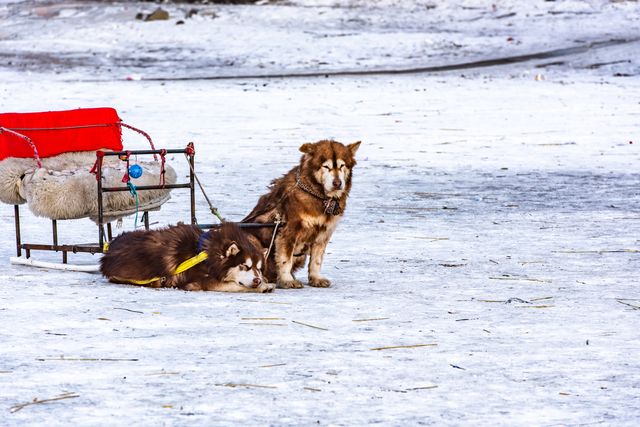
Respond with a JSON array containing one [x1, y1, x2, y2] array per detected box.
[[1, 1, 639, 425]]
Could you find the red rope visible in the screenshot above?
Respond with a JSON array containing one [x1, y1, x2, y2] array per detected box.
[[90, 151, 105, 181], [0, 126, 43, 168], [186, 142, 195, 156], [2, 121, 159, 166], [120, 122, 157, 160], [121, 151, 132, 183]]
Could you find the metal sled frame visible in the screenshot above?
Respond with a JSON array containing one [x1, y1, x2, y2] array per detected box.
[[10, 144, 278, 272]]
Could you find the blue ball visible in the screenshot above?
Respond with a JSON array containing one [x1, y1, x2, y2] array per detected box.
[[129, 164, 143, 179]]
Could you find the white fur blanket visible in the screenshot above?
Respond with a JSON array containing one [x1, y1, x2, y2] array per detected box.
[[0, 151, 176, 222]]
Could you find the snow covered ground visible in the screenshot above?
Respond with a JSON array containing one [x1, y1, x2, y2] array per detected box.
[[1, 1, 639, 425]]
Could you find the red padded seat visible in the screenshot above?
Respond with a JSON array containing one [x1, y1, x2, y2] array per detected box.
[[0, 107, 123, 161]]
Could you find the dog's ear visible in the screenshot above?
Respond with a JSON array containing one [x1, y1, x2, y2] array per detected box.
[[347, 141, 361, 156], [225, 242, 240, 258], [299, 143, 315, 154]]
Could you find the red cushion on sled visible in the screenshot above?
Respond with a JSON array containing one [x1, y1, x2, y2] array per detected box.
[[0, 107, 123, 161]]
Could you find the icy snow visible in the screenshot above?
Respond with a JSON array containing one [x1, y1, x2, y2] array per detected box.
[[1, 1, 640, 426]]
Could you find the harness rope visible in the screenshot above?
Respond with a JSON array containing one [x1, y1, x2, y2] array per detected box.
[[265, 215, 281, 261], [184, 152, 224, 223]]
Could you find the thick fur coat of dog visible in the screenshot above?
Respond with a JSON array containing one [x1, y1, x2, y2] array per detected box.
[[100, 222, 274, 293], [243, 139, 361, 289]]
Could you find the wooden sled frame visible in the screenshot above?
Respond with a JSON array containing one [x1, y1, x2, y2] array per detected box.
[[10, 144, 196, 271]]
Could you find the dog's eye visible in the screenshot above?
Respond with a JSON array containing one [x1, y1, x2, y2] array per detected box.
[[240, 265, 250, 271], [323, 165, 330, 170], [339, 164, 345, 170]]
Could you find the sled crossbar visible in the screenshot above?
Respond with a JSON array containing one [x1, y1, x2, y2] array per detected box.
[[102, 184, 192, 192]]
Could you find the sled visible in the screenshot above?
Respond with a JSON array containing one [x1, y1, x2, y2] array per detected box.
[[0, 108, 192, 272]]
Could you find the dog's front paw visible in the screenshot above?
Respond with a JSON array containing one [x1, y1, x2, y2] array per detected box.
[[308, 276, 331, 288], [277, 279, 304, 289], [257, 282, 276, 293], [183, 282, 203, 291]]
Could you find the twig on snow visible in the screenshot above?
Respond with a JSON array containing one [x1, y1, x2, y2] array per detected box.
[[530, 296, 553, 302], [371, 344, 437, 351], [240, 322, 286, 326], [553, 249, 639, 254], [405, 385, 438, 391], [292, 320, 328, 331], [144, 370, 179, 376], [36, 356, 138, 362], [489, 277, 551, 283], [215, 383, 277, 389], [114, 307, 144, 314], [9, 392, 79, 413], [352, 317, 389, 322], [259, 363, 287, 368], [414, 236, 450, 242], [616, 300, 640, 310]]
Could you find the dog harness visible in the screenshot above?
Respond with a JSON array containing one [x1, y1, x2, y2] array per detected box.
[[104, 239, 210, 286], [295, 171, 342, 215]]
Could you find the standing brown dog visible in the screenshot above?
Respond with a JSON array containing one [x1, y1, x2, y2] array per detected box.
[[243, 139, 361, 289]]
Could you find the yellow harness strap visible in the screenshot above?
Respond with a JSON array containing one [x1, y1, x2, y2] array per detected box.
[[108, 251, 209, 286], [174, 251, 209, 275]]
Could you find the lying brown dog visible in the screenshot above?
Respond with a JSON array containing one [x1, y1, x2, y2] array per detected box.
[[243, 139, 361, 289], [100, 222, 275, 293]]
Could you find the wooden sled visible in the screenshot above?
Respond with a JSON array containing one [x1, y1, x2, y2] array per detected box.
[[0, 108, 193, 272]]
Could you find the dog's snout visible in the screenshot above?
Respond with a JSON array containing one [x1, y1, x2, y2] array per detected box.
[[253, 277, 262, 287], [332, 178, 342, 189]]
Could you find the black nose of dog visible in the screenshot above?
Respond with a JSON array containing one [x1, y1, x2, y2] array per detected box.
[[253, 277, 262, 287], [333, 178, 342, 189]]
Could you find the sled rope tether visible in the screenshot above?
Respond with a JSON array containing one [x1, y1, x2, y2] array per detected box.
[[184, 151, 224, 223], [265, 214, 281, 261]]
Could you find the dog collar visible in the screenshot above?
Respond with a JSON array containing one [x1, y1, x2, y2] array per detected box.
[[295, 171, 342, 215]]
